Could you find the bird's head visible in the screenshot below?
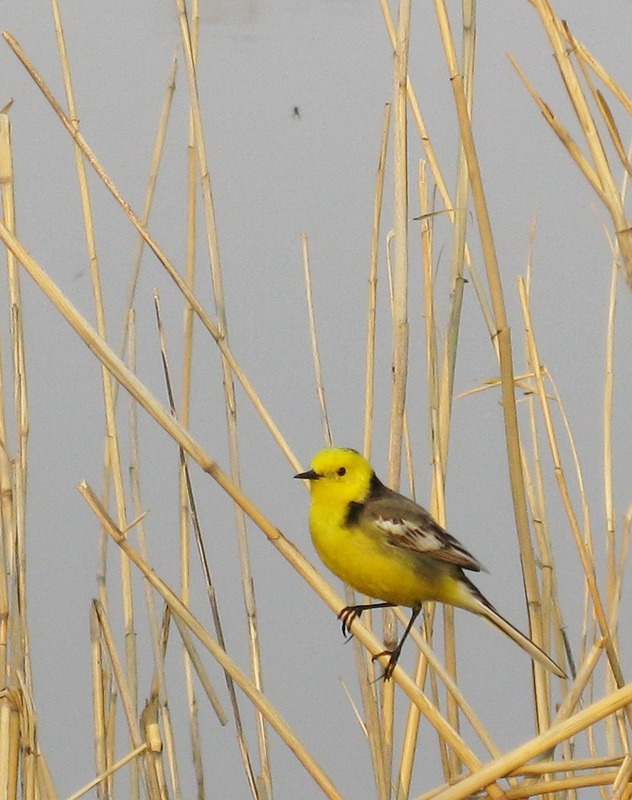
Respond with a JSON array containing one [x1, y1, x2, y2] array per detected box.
[[294, 447, 374, 506]]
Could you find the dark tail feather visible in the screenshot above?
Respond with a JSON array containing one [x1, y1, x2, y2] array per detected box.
[[461, 576, 566, 678]]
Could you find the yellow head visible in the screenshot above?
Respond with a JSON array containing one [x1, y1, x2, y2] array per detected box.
[[294, 447, 375, 507]]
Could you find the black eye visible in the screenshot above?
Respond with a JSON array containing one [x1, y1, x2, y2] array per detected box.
[[337, 467, 346, 476]]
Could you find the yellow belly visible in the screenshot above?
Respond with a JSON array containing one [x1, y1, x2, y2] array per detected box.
[[310, 511, 464, 608]]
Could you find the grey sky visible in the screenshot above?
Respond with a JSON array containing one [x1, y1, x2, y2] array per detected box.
[[2, 1, 632, 797]]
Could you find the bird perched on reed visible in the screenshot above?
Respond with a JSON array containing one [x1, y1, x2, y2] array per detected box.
[[295, 447, 565, 680]]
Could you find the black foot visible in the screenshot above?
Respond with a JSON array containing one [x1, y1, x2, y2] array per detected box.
[[371, 647, 402, 681], [337, 603, 396, 639], [337, 606, 363, 639]]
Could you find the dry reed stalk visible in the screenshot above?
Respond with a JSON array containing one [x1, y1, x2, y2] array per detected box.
[[0, 690, 20, 800], [533, 2, 632, 286], [169, 610, 227, 725], [441, 0, 475, 446], [358, 102, 391, 800], [118, 58, 177, 361], [362, 103, 391, 460], [395, 163, 436, 800], [92, 602, 145, 758], [518, 273, 569, 702], [440, 2, 477, 778], [0, 108, 28, 742], [604, 255, 618, 619], [523, 272, 572, 677], [604, 149, 632, 641], [0, 110, 37, 798], [18, 674, 57, 800], [65, 744, 149, 800], [48, 8, 154, 795], [502, 770, 620, 798], [380, 2, 413, 789], [419, 164, 441, 521], [511, 754, 623, 775], [0, 116, 16, 687], [301, 234, 332, 446], [612, 754, 632, 800], [569, 35, 632, 117], [602, 248, 625, 772], [128, 310, 182, 799], [387, 0, 412, 485], [519, 234, 564, 674], [140, 698, 168, 800], [341, 107, 387, 793], [537, 370, 592, 661], [383, 236, 415, 505], [90, 604, 109, 799], [180, 8, 203, 793]]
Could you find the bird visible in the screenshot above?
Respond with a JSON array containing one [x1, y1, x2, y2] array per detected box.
[[294, 447, 566, 680]]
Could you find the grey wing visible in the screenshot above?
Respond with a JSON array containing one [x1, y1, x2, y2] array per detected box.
[[364, 489, 485, 572]]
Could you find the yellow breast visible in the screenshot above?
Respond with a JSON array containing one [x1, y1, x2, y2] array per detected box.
[[309, 507, 459, 608]]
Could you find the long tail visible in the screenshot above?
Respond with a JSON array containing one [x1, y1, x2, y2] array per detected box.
[[460, 577, 566, 678]]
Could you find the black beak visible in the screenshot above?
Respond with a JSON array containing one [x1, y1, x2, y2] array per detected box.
[[294, 469, 320, 480]]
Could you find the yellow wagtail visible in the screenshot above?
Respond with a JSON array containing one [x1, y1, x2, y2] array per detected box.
[[295, 447, 566, 680]]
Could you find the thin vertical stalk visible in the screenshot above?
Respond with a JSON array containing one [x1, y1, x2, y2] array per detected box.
[[398, 161, 435, 799], [50, 7, 139, 794], [520, 237, 559, 674], [363, 103, 391, 460], [603, 259, 616, 621], [442, 3, 478, 778], [302, 235, 333, 446], [117, 57, 177, 361], [441, 0, 477, 456], [179, 4, 203, 792], [0, 114, 18, 690], [382, 2, 412, 790], [603, 144, 630, 643], [387, 0, 412, 483], [90, 604, 110, 800], [355, 104, 392, 800], [129, 309, 182, 799]]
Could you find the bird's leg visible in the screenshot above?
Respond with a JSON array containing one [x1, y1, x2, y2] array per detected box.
[[372, 607, 421, 680], [337, 602, 396, 639]]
